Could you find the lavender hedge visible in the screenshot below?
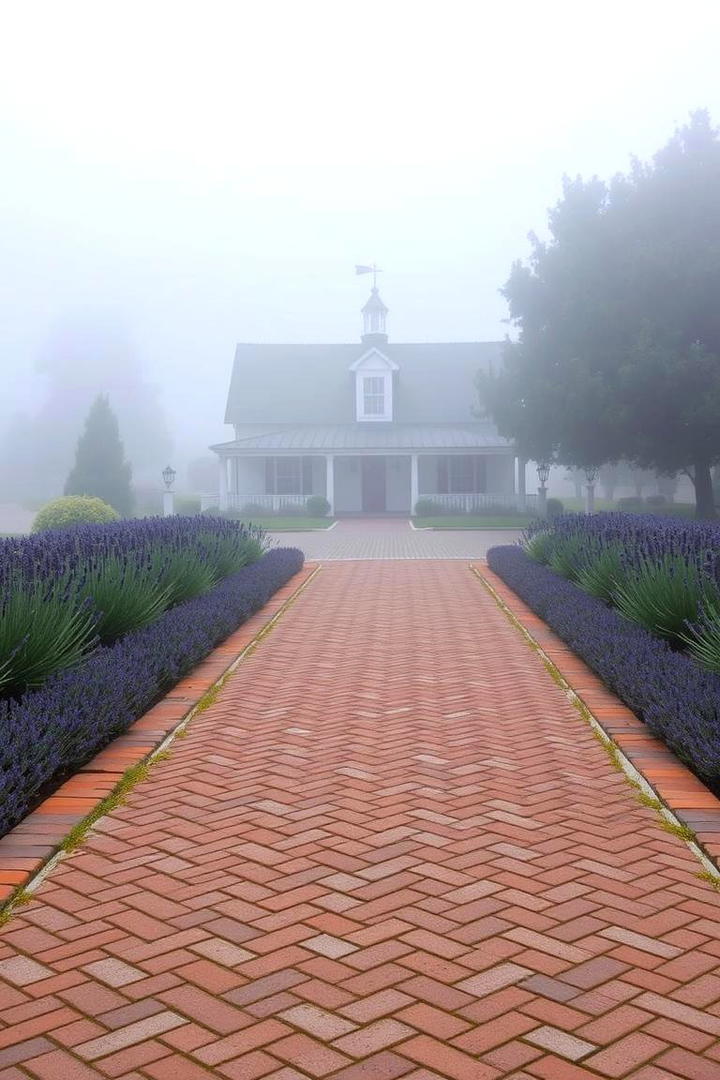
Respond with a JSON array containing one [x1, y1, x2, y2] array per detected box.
[[526, 511, 720, 573], [0, 516, 268, 698], [0, 547, 304, 837], [487, 545, 720, 792]]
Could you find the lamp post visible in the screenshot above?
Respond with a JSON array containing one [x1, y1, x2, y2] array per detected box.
[[584, 466, 598, 515], [536, 462, 550, 517], [162, 464, 176, 517]]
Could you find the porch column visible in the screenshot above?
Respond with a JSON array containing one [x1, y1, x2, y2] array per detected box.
[[517, 456, 527, 509], [326, 454, 335, 516], [219, 455, 228, 510], [517, 457, 526, 496], [410, 453, 419, 514]]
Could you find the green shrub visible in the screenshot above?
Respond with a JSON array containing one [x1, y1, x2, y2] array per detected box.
[[33, 495, 120, 533], [523, 530, 555, 564], [645, 494, 667, 507], [546, 535, 586, 582], [79, 557, 171, 643], [612, 555, 719, 644], [684, 599, 720, 672], [574, 542, 626, 602], [196, 528, 266, 579], [414, 497, 442, 516], [306, 495, 331, 517], [546, 497, 565, 519], [0, 576, 98, 696], [616, 496, 643, 510], [153, 549, 219, 607]]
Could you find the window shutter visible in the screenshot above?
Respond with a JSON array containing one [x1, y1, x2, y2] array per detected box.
[[265, 458, 275, 495]]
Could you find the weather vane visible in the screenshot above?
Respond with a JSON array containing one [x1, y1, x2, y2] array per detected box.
[[355, 263, 383, 290]]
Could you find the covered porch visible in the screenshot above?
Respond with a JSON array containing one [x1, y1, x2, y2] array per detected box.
[[204, 450, 533, 515]]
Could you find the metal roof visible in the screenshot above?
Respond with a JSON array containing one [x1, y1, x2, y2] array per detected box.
[[224, 341, 505, 426], [211, 424, 513, 453]]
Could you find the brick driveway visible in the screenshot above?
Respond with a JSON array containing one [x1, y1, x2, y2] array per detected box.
[[268, 519, 522, 560], [1, 561, 719, 1079]]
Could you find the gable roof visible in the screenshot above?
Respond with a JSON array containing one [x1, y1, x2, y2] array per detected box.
[[225, 342, 504, 426]]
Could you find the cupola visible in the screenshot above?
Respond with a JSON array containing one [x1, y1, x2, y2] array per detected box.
[[361, 287, 389, 345]]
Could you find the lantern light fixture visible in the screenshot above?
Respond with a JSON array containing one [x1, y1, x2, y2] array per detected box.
[[536, 462, 551, 486]]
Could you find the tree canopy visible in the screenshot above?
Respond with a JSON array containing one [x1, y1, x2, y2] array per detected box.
[[479, 110, 720, 517], [64, 394, 133, 516]]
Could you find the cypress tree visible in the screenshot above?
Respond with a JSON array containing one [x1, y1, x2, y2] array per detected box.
[[64, 395, 133, 515]]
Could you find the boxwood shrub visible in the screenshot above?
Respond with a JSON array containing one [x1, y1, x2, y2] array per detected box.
[[33, 495, 120, 532], [487, 544, 720, 793], [0, 547, 304, 837]]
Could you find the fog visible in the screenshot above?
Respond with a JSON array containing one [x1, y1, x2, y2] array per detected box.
[[2, 0, 720, 501]]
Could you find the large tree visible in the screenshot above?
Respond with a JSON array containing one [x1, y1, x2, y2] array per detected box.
[[64, 395, 133, 515], [480, 110, 720, 518]]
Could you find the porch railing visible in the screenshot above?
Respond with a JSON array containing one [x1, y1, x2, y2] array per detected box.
[[418, 492, 538, 513], [200, 493, 308, 513], [199, 491, 538, 515]]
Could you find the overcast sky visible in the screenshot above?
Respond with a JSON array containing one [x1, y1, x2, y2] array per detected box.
[[2, 0, 720, 468]]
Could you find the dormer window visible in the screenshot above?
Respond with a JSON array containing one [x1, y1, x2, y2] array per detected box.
[[351, 347, 398, 422], [363, 376, 386, 417]]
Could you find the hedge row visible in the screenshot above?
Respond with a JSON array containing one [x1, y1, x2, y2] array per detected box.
[[487, 545, 720, 792], [0, 547, 304, 837]]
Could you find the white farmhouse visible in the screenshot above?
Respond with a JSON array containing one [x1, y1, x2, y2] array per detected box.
[[210, 288, 528, 515]]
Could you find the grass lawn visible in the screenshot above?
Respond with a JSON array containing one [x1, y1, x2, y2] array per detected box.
[[239, 517, 335, 531], [413, 515, 534, 529]]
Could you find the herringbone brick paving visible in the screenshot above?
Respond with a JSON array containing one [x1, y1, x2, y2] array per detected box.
[[1, 560, 719, 1079]]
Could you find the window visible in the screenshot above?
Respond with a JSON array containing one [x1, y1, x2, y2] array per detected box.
[[449, 456, 474, 494], [363, 376, 385, 417], [274, 458, 302, 495], [351, 349, 397, 421], [438, 456, 487, 494]]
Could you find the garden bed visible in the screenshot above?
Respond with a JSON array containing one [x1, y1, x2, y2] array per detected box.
[[487, 542, 720, 795], [0, 521, 304, 839]]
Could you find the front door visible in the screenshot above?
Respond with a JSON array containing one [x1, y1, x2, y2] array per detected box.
[[361, 457, 386, 512]]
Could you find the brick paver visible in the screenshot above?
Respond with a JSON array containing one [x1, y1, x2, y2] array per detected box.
[[1, 560, 720, 1079]]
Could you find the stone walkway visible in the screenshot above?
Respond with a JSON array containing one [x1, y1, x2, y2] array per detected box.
[[268, 519, 522, 560], [1, 561, 719, 1079]]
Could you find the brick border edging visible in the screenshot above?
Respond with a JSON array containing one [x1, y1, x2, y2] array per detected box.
[[0, 563, 320, 909], [473, 562, 720, 877]]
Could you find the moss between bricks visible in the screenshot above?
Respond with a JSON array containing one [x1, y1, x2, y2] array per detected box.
[[0, 565, 320, 924], [470, 566, 712, 870]]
